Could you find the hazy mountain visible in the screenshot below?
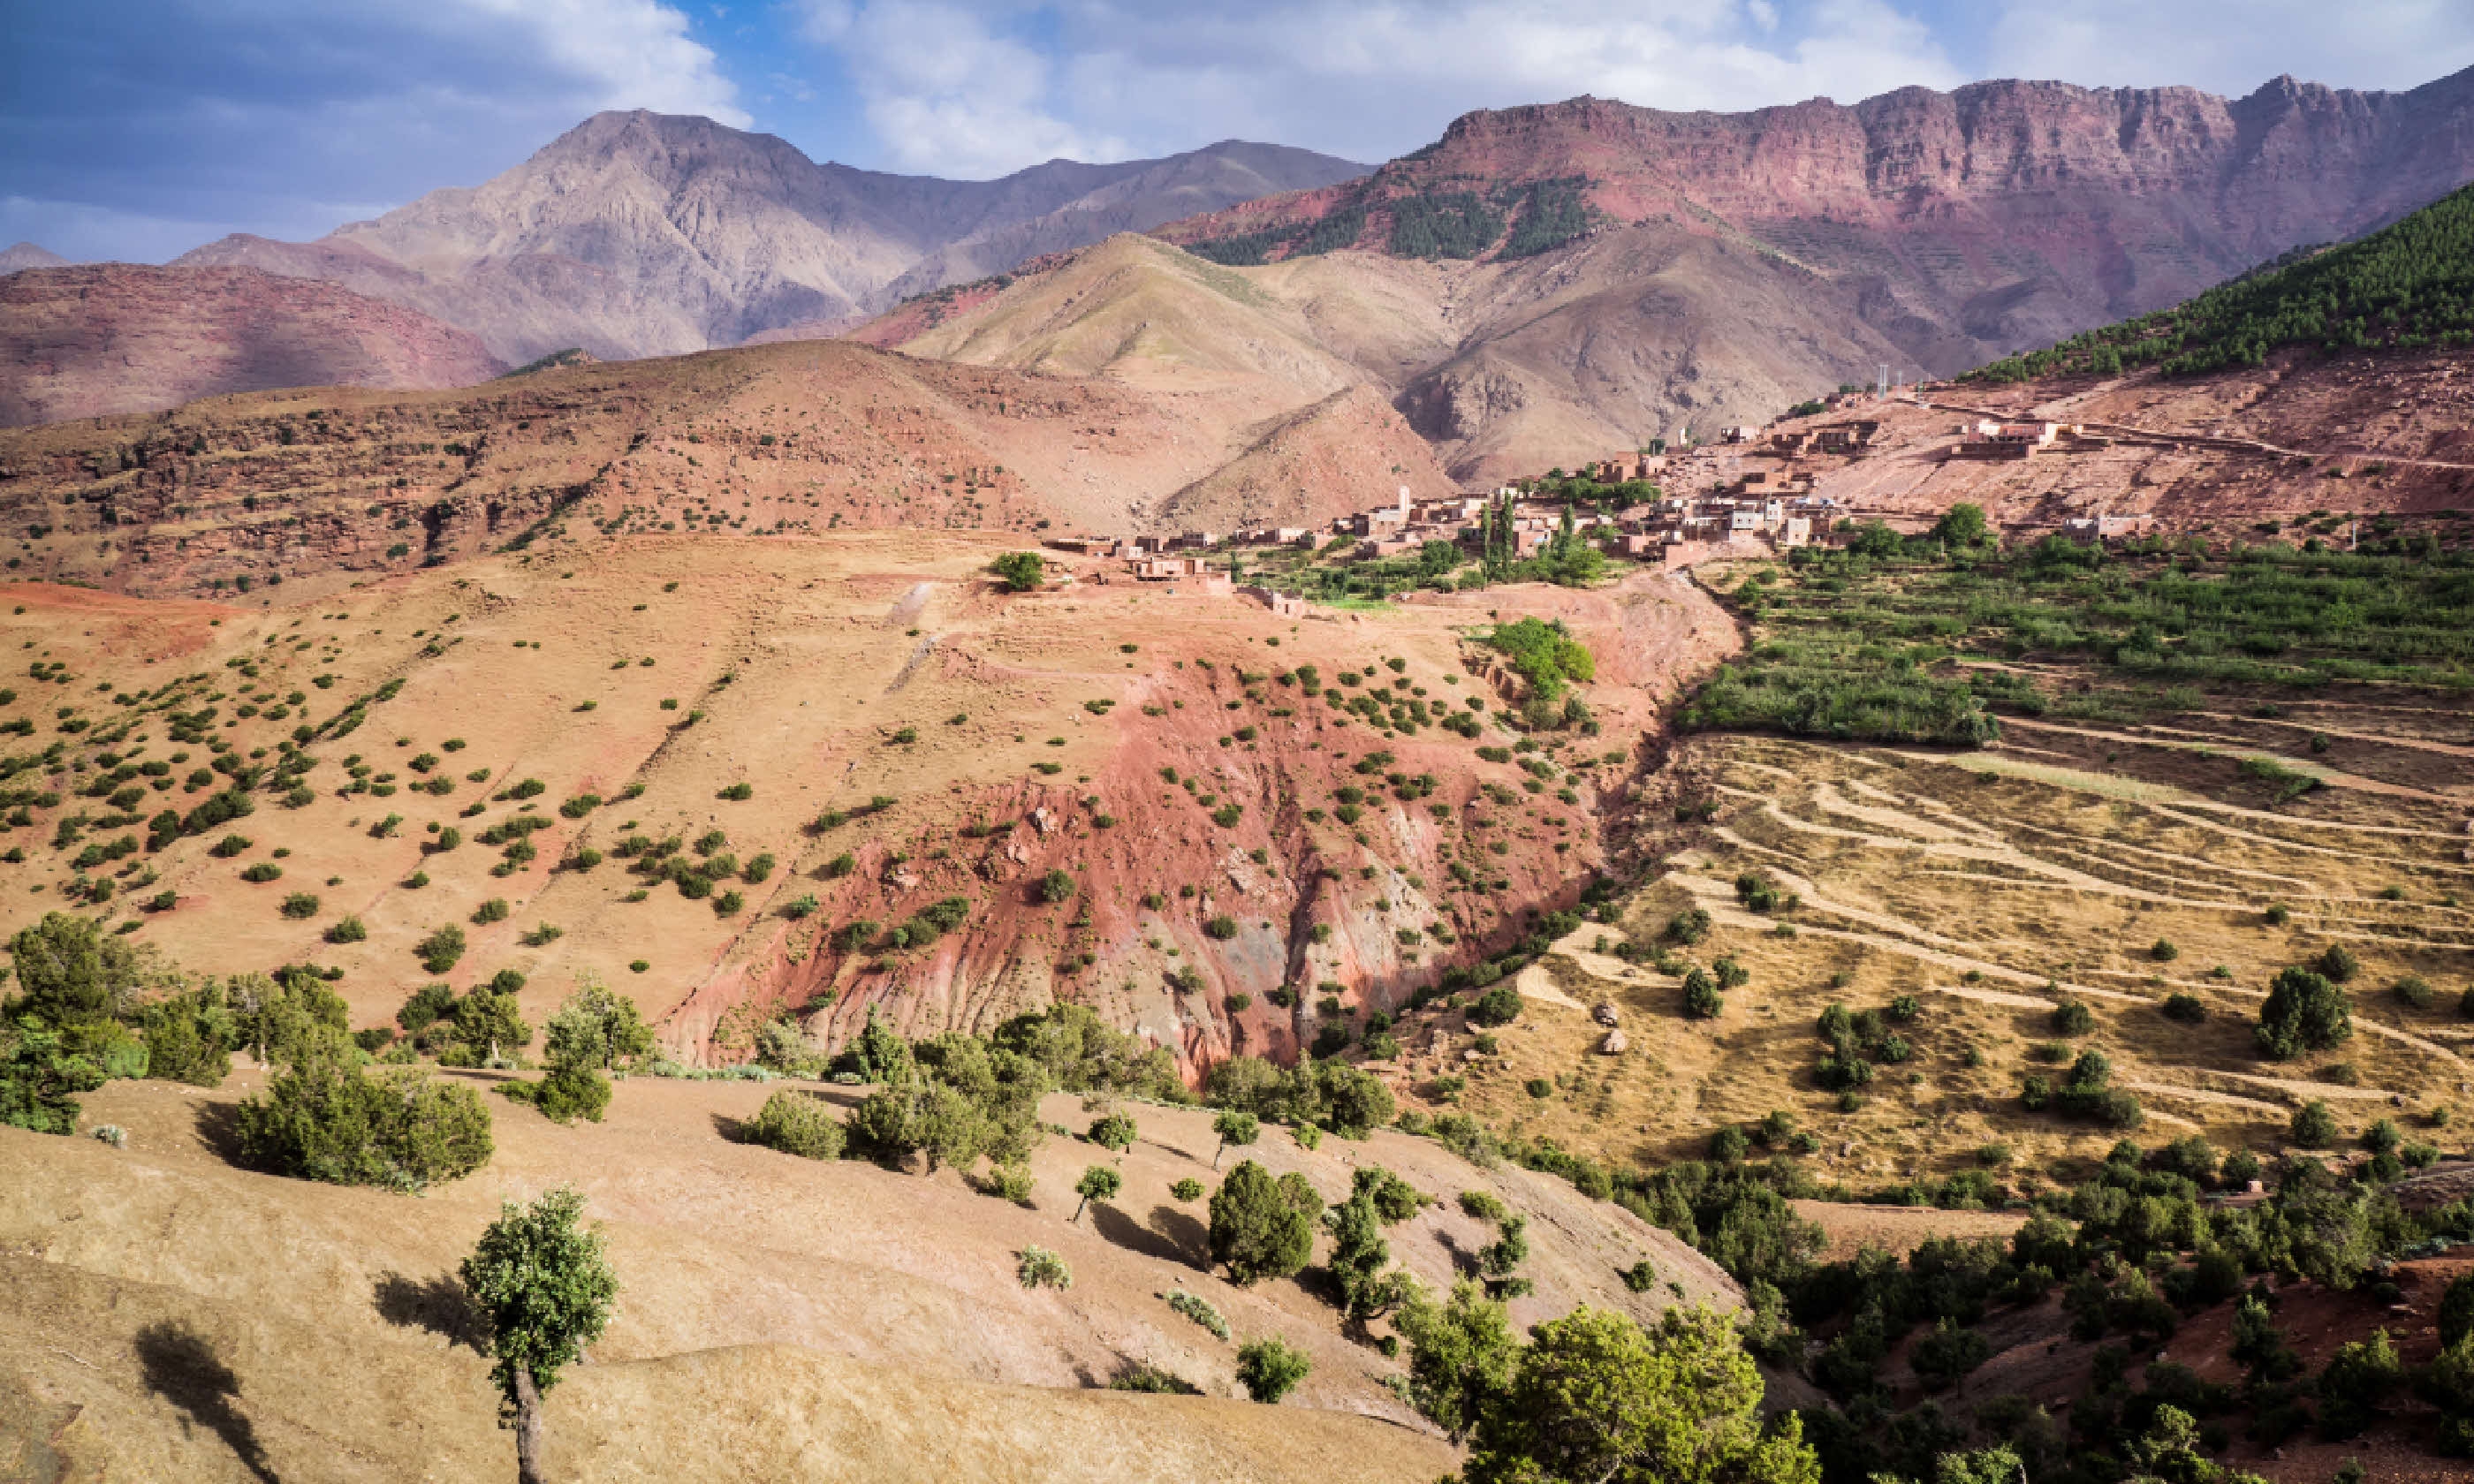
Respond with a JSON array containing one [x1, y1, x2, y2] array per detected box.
[[0, 242, 72, 274], [171, 112, 1366, 365]]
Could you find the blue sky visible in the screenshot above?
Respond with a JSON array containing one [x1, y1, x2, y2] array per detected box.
[[6, 0, 2474, 262]]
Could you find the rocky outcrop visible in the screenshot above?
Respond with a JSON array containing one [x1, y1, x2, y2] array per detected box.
[[0, 265, 505, 428]]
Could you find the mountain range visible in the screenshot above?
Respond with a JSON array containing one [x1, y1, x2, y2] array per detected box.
[[9, 67, 2474, 463], [166, 113, 1366, 366]]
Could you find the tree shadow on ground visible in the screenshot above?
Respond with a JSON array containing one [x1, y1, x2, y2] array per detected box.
[[708, 1111, 747, 1143], [1145, 1204, 1210, 1266], [191, 1102, 247, 1169], [1089, 1202, 1192, 1265], [136, 1321, 280, 1483], [372, 1271, 486, 1353]]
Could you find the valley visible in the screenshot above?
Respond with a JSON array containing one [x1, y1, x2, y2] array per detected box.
[[11, 34, 2474, 1484]]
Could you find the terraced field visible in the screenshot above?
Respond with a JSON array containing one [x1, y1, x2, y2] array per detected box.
[[1416, 698, 2474, 1197]]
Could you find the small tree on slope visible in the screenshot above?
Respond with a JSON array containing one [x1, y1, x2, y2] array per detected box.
[[460, 1187, 618, 1484]]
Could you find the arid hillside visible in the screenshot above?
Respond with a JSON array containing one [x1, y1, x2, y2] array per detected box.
[[0, 534, 1731, 1078], [2, 1065, 1729, 1480], [0, 265, 507, 428], [0, 335, 1456, 599]]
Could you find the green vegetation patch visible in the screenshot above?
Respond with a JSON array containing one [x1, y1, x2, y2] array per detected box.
[[1681, 525, 2474, 746]]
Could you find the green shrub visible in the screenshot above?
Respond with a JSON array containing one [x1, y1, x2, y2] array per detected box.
[[240, 862, 283, 882], [744, 1089, 846, 1158], [1204, 913, 1239, 940], [1234, 1336, 1311, 1404], [1016, 1245, 1071, 1290], [1468, 984, 1522, 1027], [280, 892, 320, 919], [415, 924, 467, 974], [473, 897, 510, 925], [233, 1052, 493, 1191], [324, 915, 367, 944], [505, 1063, 611, 1124]]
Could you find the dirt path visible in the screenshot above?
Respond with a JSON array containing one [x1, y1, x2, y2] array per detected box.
[[2116, 1079, 2289, 1116], [1718, 794, 2247, 911], [2000, 717, 2458, 804]]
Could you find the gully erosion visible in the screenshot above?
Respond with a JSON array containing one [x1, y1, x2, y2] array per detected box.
[[665, 564, 1745, 1086]]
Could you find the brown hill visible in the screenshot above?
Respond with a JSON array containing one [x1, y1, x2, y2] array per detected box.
[[0, 264, 506, 428], [0, 334, 1457, 598], [1161, 73, 2474, 347], [170, 112, 1365, 368], [859, 226, 1921, 482]]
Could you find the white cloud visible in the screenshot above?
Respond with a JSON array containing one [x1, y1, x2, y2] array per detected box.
[[796, 0, 1965, 177], [421, 0, 748, 124], [1980, 0, 2474, 97], [785, 0, 2474, 179], [798, 2, 1117, 173]]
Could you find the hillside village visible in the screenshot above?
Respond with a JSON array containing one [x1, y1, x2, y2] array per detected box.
[[1037, 387, 2180, 593]]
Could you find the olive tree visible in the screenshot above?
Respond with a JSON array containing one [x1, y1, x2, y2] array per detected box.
[[460, 1187, 618, 1484], [990, 551, 1046, 592]]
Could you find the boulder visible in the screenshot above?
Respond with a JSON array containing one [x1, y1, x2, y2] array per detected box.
[[1591, 1002, 1620, 1026], [1597, 1029, 1628, 1056]]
